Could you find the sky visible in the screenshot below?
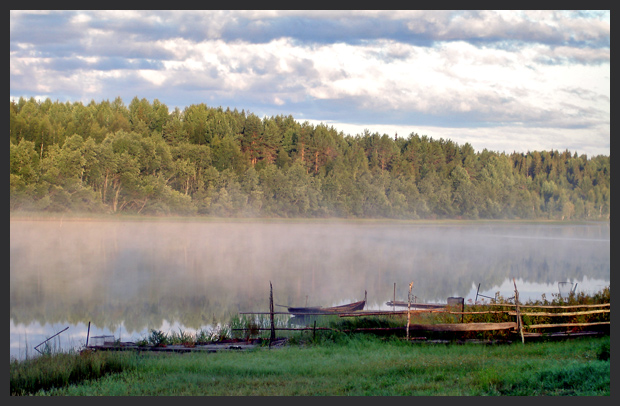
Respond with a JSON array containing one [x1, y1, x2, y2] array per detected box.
[[10, 10, 610, 157]]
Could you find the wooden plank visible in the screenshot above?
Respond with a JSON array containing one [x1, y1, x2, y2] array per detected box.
[[87, 343, 261, 353], [521, 331, 606, 338], [241, 310, 367, 316], [289, 311, 364, 316], [240, 303, 609, 316], [234, 323, 517, 333], [421, 309, 610, 316], [239, 311, 292, 315], [473, 303, 610, 309], [526, 321, 610, 329], [339, 309, 445, 317], [385, 301, 446, 309], [510, 309, 610, 317], [447, 310, 514, 315], [232, 327, 334, 331], [339, 311, 412, 316], [407, 322, 517, 332], [407, 282, 413, 340]]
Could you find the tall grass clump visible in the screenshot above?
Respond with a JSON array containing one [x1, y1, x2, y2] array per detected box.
[[230, 313, 291, 341], [10, 350, 138, 396]]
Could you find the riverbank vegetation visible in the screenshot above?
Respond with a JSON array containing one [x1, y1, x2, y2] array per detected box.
[[10, 97, 610, 220], [11, 335, 610, 396], [233, 286, 610, 343], [11, 288, 610, 395]]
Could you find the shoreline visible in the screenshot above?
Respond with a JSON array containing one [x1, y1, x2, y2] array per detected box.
[[9, 211, 606, 226]]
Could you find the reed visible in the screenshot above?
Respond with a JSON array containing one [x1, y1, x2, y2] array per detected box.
[[10, 350, 137, 395]]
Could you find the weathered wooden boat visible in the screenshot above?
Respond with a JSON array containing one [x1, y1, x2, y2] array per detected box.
[[279, 292, 366, 316]]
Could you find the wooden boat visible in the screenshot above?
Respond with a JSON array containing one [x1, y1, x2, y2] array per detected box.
[[279, 292, 366, 316]]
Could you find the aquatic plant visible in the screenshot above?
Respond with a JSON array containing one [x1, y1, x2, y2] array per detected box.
[[147, 329, 169, 347]]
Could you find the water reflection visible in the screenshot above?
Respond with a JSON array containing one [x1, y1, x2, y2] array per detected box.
[[10, 220, 609, 359]]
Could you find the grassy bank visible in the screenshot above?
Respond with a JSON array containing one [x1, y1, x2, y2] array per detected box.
[[11, 334, 610, 396]]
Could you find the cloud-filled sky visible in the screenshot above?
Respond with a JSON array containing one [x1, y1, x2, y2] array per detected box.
[[10, 10, 610, 156]]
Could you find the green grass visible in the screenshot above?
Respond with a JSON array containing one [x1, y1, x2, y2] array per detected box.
[[13, 335, 610, 396]]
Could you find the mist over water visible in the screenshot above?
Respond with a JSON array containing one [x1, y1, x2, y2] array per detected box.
[[10, 219, 609, 359]]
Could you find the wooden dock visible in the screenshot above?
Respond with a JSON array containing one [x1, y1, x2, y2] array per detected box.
[[85, 339, 287, 354]]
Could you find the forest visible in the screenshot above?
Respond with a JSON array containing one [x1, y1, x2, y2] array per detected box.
[[9, 96, 610, 220]]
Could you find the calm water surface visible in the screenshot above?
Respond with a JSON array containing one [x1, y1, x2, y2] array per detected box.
[[10, 219, 609, 360]]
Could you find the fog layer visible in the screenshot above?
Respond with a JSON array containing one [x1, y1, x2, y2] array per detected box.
[[10, 219, 610, 334]]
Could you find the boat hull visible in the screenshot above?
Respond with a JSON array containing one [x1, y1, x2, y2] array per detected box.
[[286, 299, 366, 316]]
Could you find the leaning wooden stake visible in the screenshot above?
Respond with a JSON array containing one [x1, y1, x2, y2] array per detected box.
[[35, 326, 69, 354], [269, 281, 276, 347], [513, 278, 524, 344], [406, 282, 413, 340]]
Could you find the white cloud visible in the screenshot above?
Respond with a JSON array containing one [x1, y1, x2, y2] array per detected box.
[[309, 120, 609, 156], [9, 10, 610, 156], [139, 70, 167, 86], [70, 12, 92, 24]]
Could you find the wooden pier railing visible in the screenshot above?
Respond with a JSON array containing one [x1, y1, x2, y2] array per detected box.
[[238, 281, 609, 344]]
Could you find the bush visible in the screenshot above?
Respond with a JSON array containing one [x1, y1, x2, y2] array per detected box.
[[597, 341, 610, 361]]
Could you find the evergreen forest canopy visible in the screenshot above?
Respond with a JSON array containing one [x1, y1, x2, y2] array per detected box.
[[10, 96, 610, 220]]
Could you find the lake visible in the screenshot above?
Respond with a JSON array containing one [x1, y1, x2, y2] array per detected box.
[[10, 218, 610, 360]]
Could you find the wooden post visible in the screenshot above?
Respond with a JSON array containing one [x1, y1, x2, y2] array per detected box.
[[448, 297, 464, 323], [513, 278, 524, 344], [406, 282, 413, 340], [86, 321, 91, 347], [269, 282, 275, 347], [313, 320, 317, 341]]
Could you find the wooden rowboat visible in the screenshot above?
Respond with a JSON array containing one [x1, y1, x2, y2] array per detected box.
[[279, 292, 366, 316]]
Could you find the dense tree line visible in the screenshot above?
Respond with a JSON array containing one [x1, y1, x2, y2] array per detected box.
[[10, 96, 610, 220]]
